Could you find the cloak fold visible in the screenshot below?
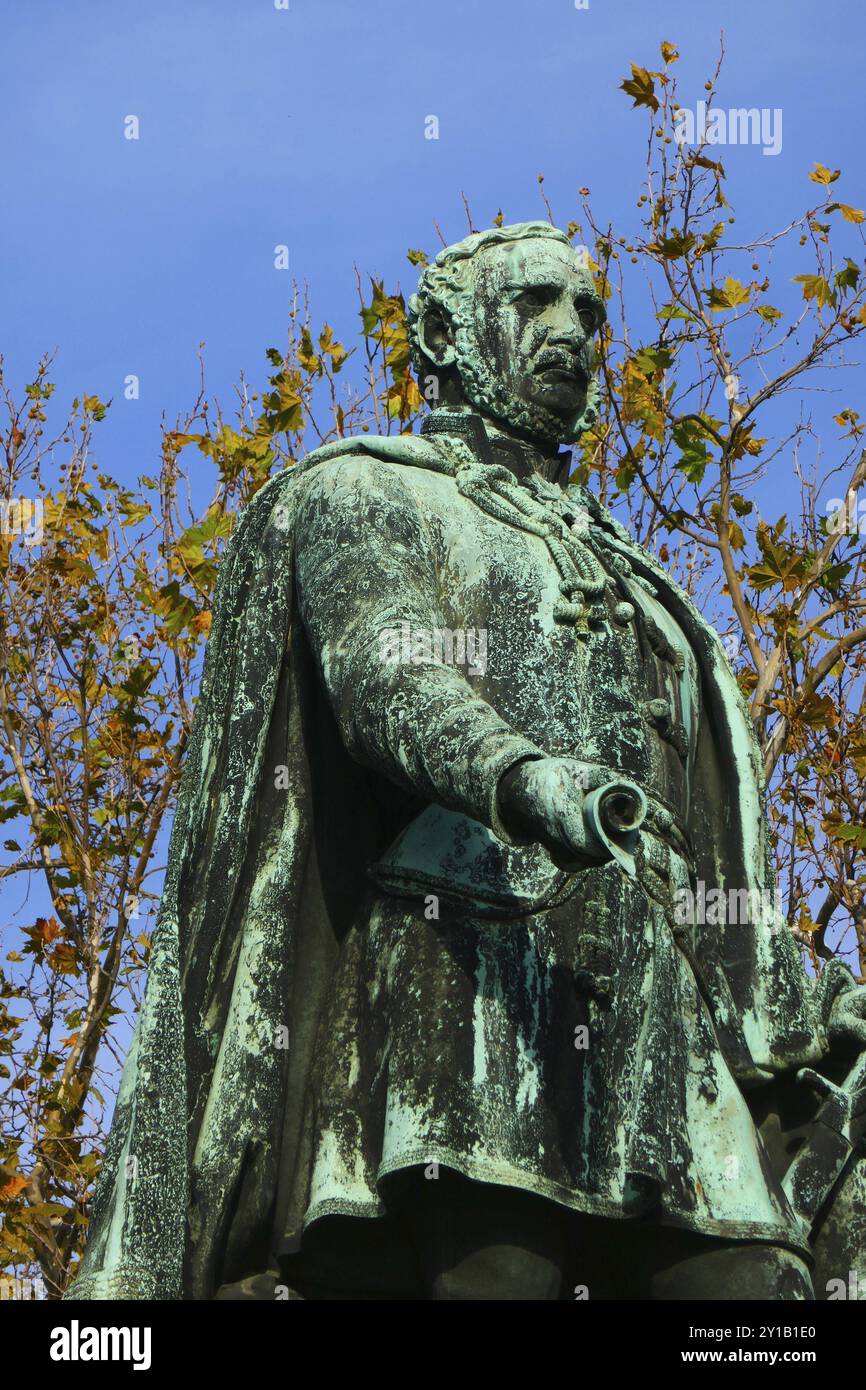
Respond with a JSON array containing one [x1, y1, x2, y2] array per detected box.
[[66, 432, 865, 1299]]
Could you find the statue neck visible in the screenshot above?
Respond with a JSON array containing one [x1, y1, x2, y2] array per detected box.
[[419, 407, 571, 487]]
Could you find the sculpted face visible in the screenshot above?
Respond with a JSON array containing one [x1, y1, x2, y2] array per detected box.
[[469, 238, 600, 435], [412, 228, 606, 445]]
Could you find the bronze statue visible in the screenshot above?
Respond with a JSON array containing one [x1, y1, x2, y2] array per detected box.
[[69, 223, 866, 1301]]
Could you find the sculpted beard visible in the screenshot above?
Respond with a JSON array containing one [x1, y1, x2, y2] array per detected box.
[[449, 296, 601, 446]]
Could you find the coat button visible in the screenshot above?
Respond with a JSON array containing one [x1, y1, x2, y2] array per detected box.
[[645, 697, 671, 722]]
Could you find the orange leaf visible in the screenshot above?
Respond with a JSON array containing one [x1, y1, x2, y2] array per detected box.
[[0, 1174, 28, 1201], [37, 916, 63, 947]]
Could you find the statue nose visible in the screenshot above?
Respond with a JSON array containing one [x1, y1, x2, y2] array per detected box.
[[548, 324, 586, 350]]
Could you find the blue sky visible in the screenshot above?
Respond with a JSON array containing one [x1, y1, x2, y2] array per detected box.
[[2, 0, 864, 487]]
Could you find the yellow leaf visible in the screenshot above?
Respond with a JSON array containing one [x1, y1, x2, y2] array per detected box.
[[793, 273, 836, 308], [660, 40, 679, 64], [809, 163, 841, 185], [619, 64, 659, 114], [828, 202, 861, 223], [705, 276, 752, 315]]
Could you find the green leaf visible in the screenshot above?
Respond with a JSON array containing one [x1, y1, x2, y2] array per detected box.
[[658, 303, 695, 323], [675, 443, 711, 484], [649, 229, 697, 260], [748, 528, 810, 592], [828, 823, 866, 849], [634, 345, 674, 377], [834, 258, 860, 294]]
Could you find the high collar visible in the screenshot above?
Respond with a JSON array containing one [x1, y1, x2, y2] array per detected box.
[[419, 410, 572, 487]]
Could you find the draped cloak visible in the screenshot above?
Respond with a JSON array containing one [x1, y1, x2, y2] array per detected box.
[[66, 427, 866, 1300]]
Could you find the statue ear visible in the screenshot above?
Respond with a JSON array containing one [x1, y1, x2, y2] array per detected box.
[[418, 305, 457, 368]]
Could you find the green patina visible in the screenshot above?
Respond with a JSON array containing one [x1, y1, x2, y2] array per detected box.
[[67, 224, 866, 1301]]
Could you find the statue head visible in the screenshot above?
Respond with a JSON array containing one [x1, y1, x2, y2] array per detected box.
[[408, 222, 606, 447]]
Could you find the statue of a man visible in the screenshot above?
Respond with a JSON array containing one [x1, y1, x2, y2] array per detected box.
[[70, 223, 866, 1301]]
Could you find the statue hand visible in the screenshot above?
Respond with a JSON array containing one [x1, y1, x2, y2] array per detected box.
[[828, 985, 866, 1050], [497, 756, 611, 870]]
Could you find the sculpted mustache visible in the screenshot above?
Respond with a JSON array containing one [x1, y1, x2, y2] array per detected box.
[[533, 351, 590, 380]]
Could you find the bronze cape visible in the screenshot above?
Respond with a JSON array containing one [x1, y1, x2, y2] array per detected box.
[[67, 430, 866, 1299]]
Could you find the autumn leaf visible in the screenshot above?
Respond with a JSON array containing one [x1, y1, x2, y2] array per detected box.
[[689, 153, 726, 178], [48, 943, 80, 976], [298, 327, 322, 376], [620, 64, 659, 113], [748, 528, 810, 592], [634, 345, 674, 377], [673, 418, 713, 484], [660, 40, 679, 64], [318, 324, 349, 372], [38, 916, 63, 947], [797, 692, 839, 728], [385, 373, 422, 419], [828, 823, 866, 849], [648, 229, 697, 260], [707, 276, 751, 311], [0, 1173, 28, 1202], [835, 258, 860, 294], [82, 394, 109, 422], [826, 202, 865, 224], [809, 163, 841, 185], [621, 359, 665, 441], [793, 274, 836, 309]]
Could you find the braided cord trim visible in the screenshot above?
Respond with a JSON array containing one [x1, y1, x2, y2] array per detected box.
[[437, 435, 610, 629]]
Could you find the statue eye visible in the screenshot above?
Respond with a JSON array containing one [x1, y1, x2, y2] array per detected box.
[[577, 308, 596, 334], [519, 288, 548, 309]]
